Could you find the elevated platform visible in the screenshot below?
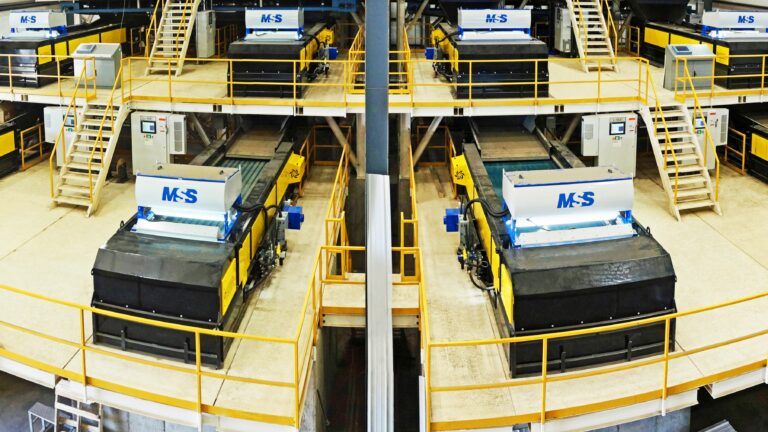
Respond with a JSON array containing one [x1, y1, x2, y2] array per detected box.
[[417, 159, 767, 431], [0, 55, 765, 117], [0, 163, 338, 430]]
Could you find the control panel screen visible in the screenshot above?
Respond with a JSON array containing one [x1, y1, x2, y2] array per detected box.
[[609, 121, 626, 135], [141, 120, 156, 134], [695, 118, 706, 129], [64, 115, 75, 128]]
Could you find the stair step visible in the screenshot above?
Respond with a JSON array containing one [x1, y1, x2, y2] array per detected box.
[[673, 187, 711, 198], [652, 109, 685, 117], [84, 109, 116, 118], [54, 194, 92, 207], [77, 128, 113, 138], [668, 174, 707, 185], [676, 199, 716, 211], [70, 150, 103, 160], [66, 161, 103, 171], [656, 131, 693, 139], [661, 142, 697, 151], [655, 120, 689, 129], [665, 164, 704, 174], [664, 153, 699, 163], [62, 172, 95, 183], [80, 119, 113, 128], [58, 184, 92, 195]]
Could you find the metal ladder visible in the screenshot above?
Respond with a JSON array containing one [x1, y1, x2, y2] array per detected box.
[[566, 0, 618, 72], [145, 0, 202, 76], [54, 393, 102, 432], [639, 104, 721, 220]]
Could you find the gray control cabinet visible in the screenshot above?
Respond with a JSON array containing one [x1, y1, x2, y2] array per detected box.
[[581, 113, 639, 177], [73, 43, 122, 88], [663, 44, 714, 91], [196, 11, 216, 58]]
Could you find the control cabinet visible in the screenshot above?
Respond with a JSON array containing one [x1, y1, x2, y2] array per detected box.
[[581, 113, 639, 176], [554, 7, 572, 54], [196, 11, 216, 58], [44, 106, 83, 167], [693, 108, 729, 170], [131, 112, 186, 174]]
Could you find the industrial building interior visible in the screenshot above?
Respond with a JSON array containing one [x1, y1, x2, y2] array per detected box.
[[0, 0, 766, 431]]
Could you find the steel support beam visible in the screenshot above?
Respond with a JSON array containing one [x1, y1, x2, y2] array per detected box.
[[561, 114, 582, 146], [325, 116, 360, 170], [189, 113, 211, 147], [365, 0, 393, 429], [356, 113, 366, 179], [406, 0, 430, 30], [412, 116, 443, 165]]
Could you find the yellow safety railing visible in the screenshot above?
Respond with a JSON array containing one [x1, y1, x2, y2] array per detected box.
[[144, 0, 166, 57], [673, 54, 768, 101], [173, 0, 195, 56], [399, 143, 419, 282], [48, 64, 97, 197], [323, 134, 351, 277], [414, 125, 451, 167], [573, 0, 589, 63], [86, 63, 124, 202], [725, 127, 747, 175], [347, 28, 411, 95], [628, 25, 641, 56], [19, 123, 45, 171], [679, 59, 720, 202], [602, 0, 619, 59], [645, 68, 683, 203], [1, 136, 351, 428]]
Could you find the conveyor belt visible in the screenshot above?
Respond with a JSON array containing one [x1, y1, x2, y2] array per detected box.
[[219, 157, 268, 198], [485, 160, 559, 200]]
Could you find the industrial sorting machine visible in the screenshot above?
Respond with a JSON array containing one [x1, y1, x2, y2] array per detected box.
[[91, 119, 306, 367], [227, 9, 336, 98], [447, 119, 677, 376], [429, 8, 549, 99]]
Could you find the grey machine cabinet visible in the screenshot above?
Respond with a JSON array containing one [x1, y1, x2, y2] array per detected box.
[[663, 44, 714, 91], [72, 43, 122, 88]]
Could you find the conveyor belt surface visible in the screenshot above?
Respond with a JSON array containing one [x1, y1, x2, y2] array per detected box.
[[219, 157, 267, 198], [485, 160, 559, 200]]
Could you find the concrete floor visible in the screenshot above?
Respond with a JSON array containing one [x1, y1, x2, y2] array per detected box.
[[0, 371, 54, 432]]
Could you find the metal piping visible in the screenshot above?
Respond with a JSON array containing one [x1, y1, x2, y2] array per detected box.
[[412, 116, 443, 165]]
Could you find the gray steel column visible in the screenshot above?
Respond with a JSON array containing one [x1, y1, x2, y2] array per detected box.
[[365, 0, 393, 431]]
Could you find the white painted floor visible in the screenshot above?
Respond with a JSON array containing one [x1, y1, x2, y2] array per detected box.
[[418, 157, 768, 427]]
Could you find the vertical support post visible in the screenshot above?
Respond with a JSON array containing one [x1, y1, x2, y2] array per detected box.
[[195, 332, 203, 431], [540, 338, 548, 427], [661, 318, 671, 416], [366, 0, 393, 429], [79, 309, 88, 403], [356, 113, 366, 179]]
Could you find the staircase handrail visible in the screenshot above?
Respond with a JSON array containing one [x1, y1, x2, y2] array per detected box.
[[87, 63, 124, 201], [144, 0, 166, 58], [49, 67, 90, 197], [645, 64, 681, 203], [174, 0, 195, 59], [682, 59, 720, 202], [601, 0, 619, 60], [574, 0, 589, 61]]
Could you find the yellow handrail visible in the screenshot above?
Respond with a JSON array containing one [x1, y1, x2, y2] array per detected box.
[[725, 127, 747, 175], [49, 66, 91, 197], [144, 0, 165, 58], [19, 123, 45, 171], [573, 0, 589, 63], [601, 0, 619, 59], [173, 0, 195, 58], [86, 63, 124, 201], [681, 59, 720, 202], [645, 64, 682, 203]]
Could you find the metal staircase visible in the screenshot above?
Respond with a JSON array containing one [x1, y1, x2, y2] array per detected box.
[[639, 104, 721, 220], [54, 392, 102, 432], [51, 103, 129, 216], [566, 0, 618, 72], [145, 0, 202, 76]]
